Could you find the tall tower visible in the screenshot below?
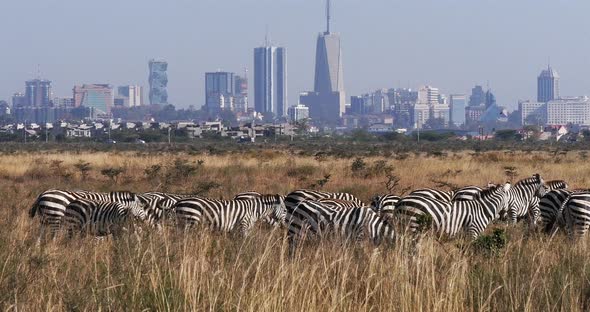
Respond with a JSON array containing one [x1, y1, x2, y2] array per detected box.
[[300, 0, 345, 124], [537, 65, 559, 103], [149, 60, 168, 105], [254, 42, 287, 118]]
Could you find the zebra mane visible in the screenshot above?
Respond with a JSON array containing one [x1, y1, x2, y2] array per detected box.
[[514, 174, 543, 187], [478, 184, 505, 198], [546, 180, 568, 190]]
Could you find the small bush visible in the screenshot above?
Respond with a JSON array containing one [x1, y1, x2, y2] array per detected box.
[[473, 228, 507, 256]]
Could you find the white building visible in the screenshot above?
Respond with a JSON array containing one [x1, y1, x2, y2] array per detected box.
[[520, 97, 590, 126], [288, 104, 310, 122], [413, 85, 450, 128], [117, 85, 143, 107]]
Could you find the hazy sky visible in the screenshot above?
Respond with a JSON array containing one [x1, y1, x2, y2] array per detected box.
[[2, 0, 590, 110]]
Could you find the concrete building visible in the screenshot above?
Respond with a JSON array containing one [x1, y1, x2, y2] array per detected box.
[[254, 45, 287, 117], [469, 85, 486, 107], [12, 93, 26, 109], [149, 60, 168, 105], [205, 71, 235, 114], [449, 94, 466, 127], [413, 85, 449, 128], [299, 0, 345, 124], [25, 79, 52, 107], [73, 84, 114, 116], [391, 88, 417, 128], [53, 97, 75, 108], [234, 74, 248, 113], [288, 104, 310, 122], [538, 65, 559, 102], [519, 101, 547, 125], [117, 85, 143, 107], [521, 97, 590, 126]]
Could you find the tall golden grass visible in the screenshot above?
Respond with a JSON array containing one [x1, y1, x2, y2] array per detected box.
[[1, 150, 590, 310]]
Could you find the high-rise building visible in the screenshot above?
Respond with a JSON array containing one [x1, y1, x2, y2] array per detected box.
[[413, 85, 449, 129], [299, 0, 345, 124], [11, 93, 26, 109], [254, 45, 287, 118], [73, 84, 114, 116], [485, 89, 496, 108], [234, 74, 249, 113], [288, 104, 310, 122], [469, 85, 485, 107], [25, 79, 52, 107], [205, 71, 235, 114], [391, 88, 417, 128], [537, 65, 559, 102], [449, 94, 466, 127], [149, 60, 168, 105], [117, 85, 143, 107], [53, 97, 75, 108]]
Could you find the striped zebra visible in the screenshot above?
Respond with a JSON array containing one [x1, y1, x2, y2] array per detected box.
[[64, 199, 147, 238], [29, 189, 145, 240], [408, 188, 454, 202], [528, 180, 569, 225], [173, 194, 286, 236], [395, 183, 511, 238], [233, 191, 263, 200], [317, 198, 363, 209], [284, 189, 364, 237], [503, 174, 546, 223], [538, 189, 572, 233], [138, 192, 197, 225], [287, 200, 395, 255], [556, 191, 590, 238], [370, 194, 402, 217]]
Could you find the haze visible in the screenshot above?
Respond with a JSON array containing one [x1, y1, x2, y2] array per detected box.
[[2, 0, 589, 110]]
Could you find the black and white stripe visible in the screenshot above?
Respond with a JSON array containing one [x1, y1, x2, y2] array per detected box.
[[408, 188, 454, 202], [30, 189, 144, 240], [503, 174, 546, 223], [173, 195, 286, 235], [138, 192, 197, 225], [64, 199, 147, 238], [395, 183, 511, 238], [557, 191, 590, 238], [287, 200, 395, 254], [538, 189, 572, 233], [370, 194, 402, 217]]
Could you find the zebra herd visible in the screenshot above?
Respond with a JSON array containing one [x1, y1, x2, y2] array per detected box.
[[27, 173, 590, 254]]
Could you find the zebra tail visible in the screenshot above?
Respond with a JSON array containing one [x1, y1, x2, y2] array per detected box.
[[550, 192, 573, 234], [29, 195, 44, 218]]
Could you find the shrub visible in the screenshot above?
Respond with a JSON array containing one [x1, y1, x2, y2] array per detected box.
[[74, 160, 92, 181], [100, 167, 125, 183], [473, 228, 507, 256]]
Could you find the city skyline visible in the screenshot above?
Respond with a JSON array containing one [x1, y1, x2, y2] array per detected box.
[[2, 1, 590, 110]]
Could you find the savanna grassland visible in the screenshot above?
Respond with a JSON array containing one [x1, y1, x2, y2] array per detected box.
[[1, 147, 590, 311]]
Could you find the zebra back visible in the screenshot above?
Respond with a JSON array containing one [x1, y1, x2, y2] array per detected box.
[[409, 188, 454, 202], [559, 191, 590, 238], [538, 189, 572, 233], [452, 186, 484, 201], [64, 199, 146, 237], [233, 191, 263, 200], [318, 198, 362, 210], [370, 194, 401, 216]]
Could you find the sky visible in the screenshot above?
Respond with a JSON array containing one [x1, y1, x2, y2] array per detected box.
[[1, 0, 590, 111]]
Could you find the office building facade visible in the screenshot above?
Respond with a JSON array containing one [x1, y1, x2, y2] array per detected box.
[[205, 71, 235, 114], [449, 94, 466, 127], [25, 79, 52, 107], [73, 84, 114, 116], [254, 46, 287, 117], [538, 66, 559, 102], [149, 60, 168, 105]]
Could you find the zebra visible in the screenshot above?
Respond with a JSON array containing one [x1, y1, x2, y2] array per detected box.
[[29, 189, 145, 240], [287, 200, 395, 255], [233, 191, 263, 200], [138, 192, 198, 225], [64, 199, 147, 238], [317, 198, 364, 209], [284, 189, 365, 237], [528, 180, 569, 225], [408, 188, 454, 202], [537, 189, 572, 233], [502, 174, 546, 224], [556, 191, 590, 238], [173, 194, 286, 236], [395, 183, 511, 238], [370, 194, 402, 218]]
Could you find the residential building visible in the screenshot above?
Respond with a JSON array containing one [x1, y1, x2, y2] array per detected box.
[[73, 84, 114, 116], [254, 45, 287, 117], [288, 104, 309, 122], [149, 60, 168, 105], [538, 65, 559, 102], [449, 94, 466, 127]]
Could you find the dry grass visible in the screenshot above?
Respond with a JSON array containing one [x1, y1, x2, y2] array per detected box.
[[1, 150, 590, 310]]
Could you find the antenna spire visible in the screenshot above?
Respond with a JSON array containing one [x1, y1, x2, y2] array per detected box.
[[265, 24, 269, 46], [326, 0, 331, 34]]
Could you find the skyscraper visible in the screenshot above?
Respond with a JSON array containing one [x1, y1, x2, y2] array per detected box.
[[205, 71, 235, 114], [25, 79, 52, 107], [299, 0, 345, 124], [234, 74, 249, 113], [469, 85, 485, 107], [254, 45, 287, 118], [413, 85, 449, 129], [149, 60, 168, 105], [537, 65, 559, 102]]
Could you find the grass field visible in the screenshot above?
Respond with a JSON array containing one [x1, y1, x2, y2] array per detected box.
[[1, 149, 590, 311]]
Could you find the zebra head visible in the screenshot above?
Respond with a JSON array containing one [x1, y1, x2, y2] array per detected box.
[[270, 194, 287, 226], [370, 195, 383, 213]]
